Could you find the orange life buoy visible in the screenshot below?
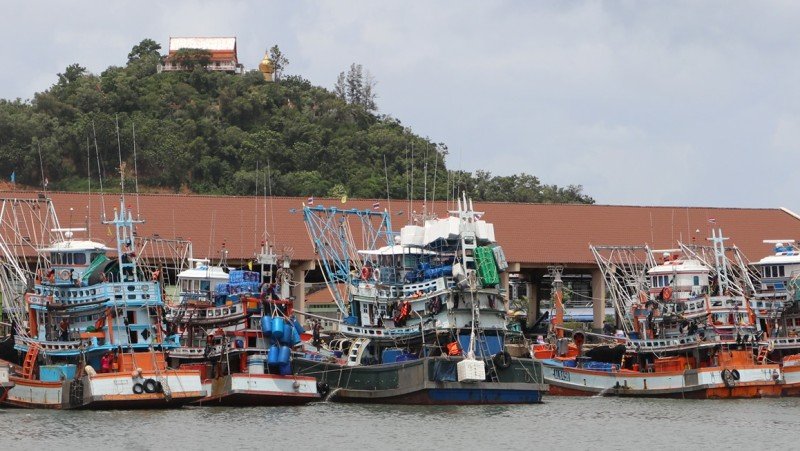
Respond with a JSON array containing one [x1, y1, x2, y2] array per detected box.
[[661, 286, 673, 301]]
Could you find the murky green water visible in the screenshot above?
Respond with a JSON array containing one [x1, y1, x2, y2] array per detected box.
[[1, 396, 797, 450]]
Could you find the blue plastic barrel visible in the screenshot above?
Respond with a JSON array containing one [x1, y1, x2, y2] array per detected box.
[[291, 327, 301, 346], [292, 316, 306, 334], [281, 320, 293, 343], [278, 345, 291, 364], [267, 344, 280, 366], [279, 362, 292, 375], [261, 316, 272, 335], [271, 317, 285, 339]]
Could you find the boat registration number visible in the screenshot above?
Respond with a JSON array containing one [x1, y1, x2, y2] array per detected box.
[[553, 368, 570, 382]]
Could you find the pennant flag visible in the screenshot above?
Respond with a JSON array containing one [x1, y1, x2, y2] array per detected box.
[[247, 261, 253, 271], [43, 178, 49, 188], [373, 201, 380, 210], [475, 213, 483, 220], [307, 196, 314, 205], [341, 195, 348, 204], [10, 172, 15, 184], [708, 218, 716, 224]]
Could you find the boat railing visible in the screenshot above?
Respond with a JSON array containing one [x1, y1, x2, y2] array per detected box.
[[15, 335, 83, 352], [628, 335, 716, 351]]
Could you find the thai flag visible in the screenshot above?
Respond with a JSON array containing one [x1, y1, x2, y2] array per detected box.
[[373, 202, 380, 210], [307, 196, 314, 205], [708, 218, 716, 224]]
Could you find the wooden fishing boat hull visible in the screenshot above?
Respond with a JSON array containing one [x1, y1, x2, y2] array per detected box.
[[541, 360, 782, 399], [4, 370, 204, 409], [196, 373, 319, 406], [778, 364, 800, 396], [294, 356, 547, 405]]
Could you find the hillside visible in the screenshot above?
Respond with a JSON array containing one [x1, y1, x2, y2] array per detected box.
[[0, 39, 594, 204]]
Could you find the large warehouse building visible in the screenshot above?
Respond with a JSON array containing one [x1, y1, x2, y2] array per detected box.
[[7, 191, 800, 329]]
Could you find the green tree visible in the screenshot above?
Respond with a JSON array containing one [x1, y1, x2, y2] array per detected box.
[[269, 45, 289, 81], [127, 38, 162, 63]]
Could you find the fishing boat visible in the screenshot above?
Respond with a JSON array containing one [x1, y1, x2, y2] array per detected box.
[[166, 247, 319, 406], [293, 195, 547, 404], [0, 194, 204, 409], [535, 235, 783, 399], [748, 240, 800, 395]]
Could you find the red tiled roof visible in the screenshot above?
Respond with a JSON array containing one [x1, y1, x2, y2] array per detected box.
[[3, 192, 798, 266]]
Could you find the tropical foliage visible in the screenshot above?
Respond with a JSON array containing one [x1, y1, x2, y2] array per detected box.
[[0, 39, 594, 204]]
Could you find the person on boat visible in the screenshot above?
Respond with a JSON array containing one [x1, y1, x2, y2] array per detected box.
[[312, 320, 322, 350], [59, 318, 70, 341], [100, 352, 112, 373], [602, 321, 614, 336]]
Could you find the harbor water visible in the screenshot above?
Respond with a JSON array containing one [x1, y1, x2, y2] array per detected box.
[[1, 396, 797, 450]]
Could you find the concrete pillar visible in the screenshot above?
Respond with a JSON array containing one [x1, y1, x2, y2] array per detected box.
[[526, 282, 539, 328], [591, 268, 606, 331], [292, 260, 315, 322]]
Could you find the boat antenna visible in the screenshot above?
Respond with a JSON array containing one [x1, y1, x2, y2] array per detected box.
[[431, 146, 439, 215], [423, 160, 428, 218], [410, 141, 414, 223], [267, 160, 276, 245], [36, 141, 47, 194], [255, 160, 259, 246], [92, 119, 107, 221], [405, 146, 410, 225], [86, 135, 92, 239], [115, 114, 125, 194], [383, 154, 391, 215], [131, 121, 141, 217]]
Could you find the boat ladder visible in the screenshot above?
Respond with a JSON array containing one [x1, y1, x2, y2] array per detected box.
[[756, 345, 770, 364], [477, 331, 499, 383], [21, 342, 40, 379]]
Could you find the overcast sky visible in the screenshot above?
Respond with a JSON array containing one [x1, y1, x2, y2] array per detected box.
[[2, 1, 799, 212]]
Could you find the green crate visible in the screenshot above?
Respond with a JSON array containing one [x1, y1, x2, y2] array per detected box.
[[475, 246, 499, 287]]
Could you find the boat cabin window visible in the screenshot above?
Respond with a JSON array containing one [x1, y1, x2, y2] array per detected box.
[[652, 275, 670, 287], [693, 276, 700, 286], [763, 265, 785, 278], [73, 253, 86, 265]]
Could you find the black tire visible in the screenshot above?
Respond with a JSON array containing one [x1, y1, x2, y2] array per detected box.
[[721, 369, 735, 388], [154, 380, 164, 393], [317, 382, 330, 397], [493, 351, 512, 370], [143, 378, 158, 394], [132, 383, 144, 395], [731, 369, 741, 381]]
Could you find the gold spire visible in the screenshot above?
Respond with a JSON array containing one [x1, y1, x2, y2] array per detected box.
[[259, 52, 275, 82]]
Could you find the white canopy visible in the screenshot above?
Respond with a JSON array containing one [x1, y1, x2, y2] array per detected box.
[[357, 245, 436, 256]]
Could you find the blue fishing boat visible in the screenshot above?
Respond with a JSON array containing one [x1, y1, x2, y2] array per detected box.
[[0, 193, 204, 409]]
